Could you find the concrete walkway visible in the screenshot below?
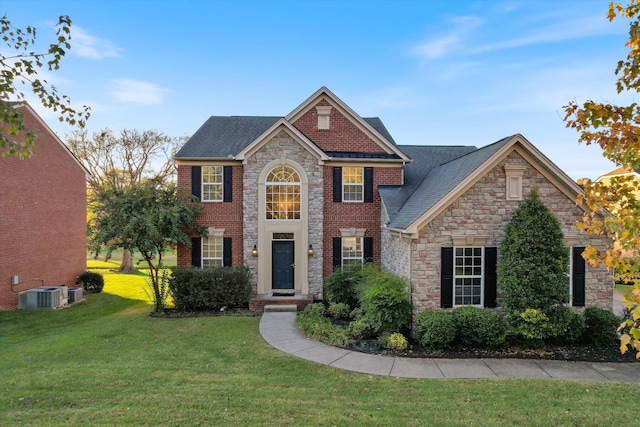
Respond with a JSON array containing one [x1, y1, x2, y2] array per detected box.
[[259, 311, 640, 383]]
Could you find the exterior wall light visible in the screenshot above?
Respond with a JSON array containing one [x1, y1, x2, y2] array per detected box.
[[252, 245, 258, 256], [308, 244, 314, 256]]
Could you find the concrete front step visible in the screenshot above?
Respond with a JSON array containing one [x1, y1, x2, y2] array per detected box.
[[263, 304, 299, 312], [249, 293, 314, 311]]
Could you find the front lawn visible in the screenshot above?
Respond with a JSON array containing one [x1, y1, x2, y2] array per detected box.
[[1, 271, 638, 425]]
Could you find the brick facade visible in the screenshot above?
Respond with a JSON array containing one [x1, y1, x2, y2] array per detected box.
[[175, 88, 614, 313], [0, 105, 87, 309]]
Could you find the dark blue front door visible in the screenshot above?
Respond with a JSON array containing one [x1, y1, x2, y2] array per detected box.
[[272, 241, 294, 289]]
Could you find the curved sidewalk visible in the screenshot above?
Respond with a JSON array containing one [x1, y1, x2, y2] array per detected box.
[[259, 311, 640, 383]]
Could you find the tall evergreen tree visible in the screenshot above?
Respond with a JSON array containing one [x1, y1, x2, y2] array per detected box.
[[498, 188, 569, 317]]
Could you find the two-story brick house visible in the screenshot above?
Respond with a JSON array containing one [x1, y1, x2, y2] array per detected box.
[[175, 87, 613, 312]]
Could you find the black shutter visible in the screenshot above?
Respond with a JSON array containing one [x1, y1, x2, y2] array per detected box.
[[333, 237, 342, 269], [441, 247, 454, 308], [484, 247, 497, 308], [333, 167, 342, 202], [191, 237, 201, 268], [223, 237, 232, 267], [191, 166, 201, 199], [223, 166, 233, 202], [364, 167, 373, 203], [572, 246, 586, 307], [363, 237, 373, 263]]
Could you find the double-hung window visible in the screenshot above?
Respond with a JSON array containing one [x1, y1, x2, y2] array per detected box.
[[342, 167, 363, 202], [202, 236, 223, 268], [202, 166, 223, 202], [454, 247, 483, 306], [342, 237, 363, 267]]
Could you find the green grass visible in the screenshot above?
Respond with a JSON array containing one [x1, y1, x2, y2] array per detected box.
[[1, 272, 639, 425]]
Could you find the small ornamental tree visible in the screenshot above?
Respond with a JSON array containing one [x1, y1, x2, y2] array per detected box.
[[498, 189, 569, 318], [88, 178, 207, 312]]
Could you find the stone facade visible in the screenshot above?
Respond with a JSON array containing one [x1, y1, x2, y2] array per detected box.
[[244, 129, 325, 298], [384, 149, 614, 313]]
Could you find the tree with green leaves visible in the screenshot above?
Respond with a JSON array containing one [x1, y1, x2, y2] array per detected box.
[[88, 178, 206, 312], [498, 189, 569, 318], [1, 15, 90, 158], [563, 1, 640, 357], [66, 128, 187, 272]]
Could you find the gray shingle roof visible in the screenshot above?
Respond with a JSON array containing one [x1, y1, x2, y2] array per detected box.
[[381, 136, 514, 230], [175, 116, 281, 158], [175, 116, 396, 159]]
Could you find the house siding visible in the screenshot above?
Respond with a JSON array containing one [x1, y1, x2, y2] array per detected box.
[[176, 164, 244, 269], [0, 107, 87, 309], [291, 99, 387, 154], [322, 166, 403, 279], [403, 150, 613, 312]]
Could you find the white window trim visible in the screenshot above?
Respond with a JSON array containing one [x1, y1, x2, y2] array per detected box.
[[566, 246, 573, 305], [342, 167, 364, 202], [342, 236, 364, 268], [202, 235, 223, 268], [453, 246, 484, 307], [202, 165, 223, 202], [265, 166, 301, 221]]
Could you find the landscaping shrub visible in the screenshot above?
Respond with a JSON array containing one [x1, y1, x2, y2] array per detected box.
[[169, 266, 251, 311], [545, 305, 585, 344], [327, 302, 351, 320], [78, 271, 104, 293], [296, 303, 352, 346], [360, 271, 412, 336], [346, 317, 375, 341], [324, 264, 363, 308], [498, 189, 570, 317], [583, 307, 621, 347], [451, 306, 506, 348], [414, 310, 457, 350], [384, 332, 408, 351], [511, 308, 552, 341]]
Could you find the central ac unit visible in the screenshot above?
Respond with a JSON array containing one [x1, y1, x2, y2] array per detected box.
[[19, 288, 63, 310]]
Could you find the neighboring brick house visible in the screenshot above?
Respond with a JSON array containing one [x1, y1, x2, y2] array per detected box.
[[175, 87, 613, 312], [0, 103, 88, 310]]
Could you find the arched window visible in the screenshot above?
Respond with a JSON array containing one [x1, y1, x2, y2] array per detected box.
[[266, 166, 301, 220]]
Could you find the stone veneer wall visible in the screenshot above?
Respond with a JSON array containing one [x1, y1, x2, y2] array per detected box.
[[399, 150, 613, 313], [380, 204, 411, 279], [243, 130, 325, 298]]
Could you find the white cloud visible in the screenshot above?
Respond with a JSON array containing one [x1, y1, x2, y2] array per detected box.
[[70, 26, 121, 59], [412, 15, 484, 60], [110, 79, 169, 105]]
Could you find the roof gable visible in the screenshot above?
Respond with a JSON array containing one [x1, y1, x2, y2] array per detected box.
[[235, 119, 329, 162], [384, 134, 585, 235], [285, 87, 410, 161], [9, 103, 89, 176]]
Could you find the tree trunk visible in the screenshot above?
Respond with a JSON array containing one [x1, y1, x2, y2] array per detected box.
[[118, 248, 135, 272]]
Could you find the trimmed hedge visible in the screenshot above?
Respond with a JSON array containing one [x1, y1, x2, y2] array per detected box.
[[414, 310, 456, 350], [169, 266, 252, 312], [583, 307, 621, 347], [451, 306, 506, 348], [78, 271, 104, 294]]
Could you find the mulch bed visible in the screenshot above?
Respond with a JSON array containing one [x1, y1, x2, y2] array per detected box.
[[352, 342, 639, 363]]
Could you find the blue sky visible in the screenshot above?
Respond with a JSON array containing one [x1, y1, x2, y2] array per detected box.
[[2, 0, 634, 179]]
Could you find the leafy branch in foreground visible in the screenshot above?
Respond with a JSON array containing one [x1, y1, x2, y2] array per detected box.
[[1, 14, 90, 158]]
